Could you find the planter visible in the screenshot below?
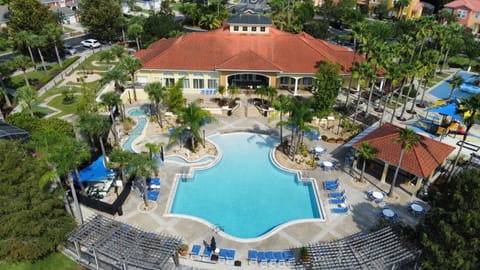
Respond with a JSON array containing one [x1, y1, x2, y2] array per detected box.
[[178, 244, 189, 256]]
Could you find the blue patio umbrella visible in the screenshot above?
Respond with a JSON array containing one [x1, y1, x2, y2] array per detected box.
[[425, 101, 463, 123]]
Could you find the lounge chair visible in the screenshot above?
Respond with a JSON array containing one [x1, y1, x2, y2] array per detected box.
[[190, 244, 201, 259], [147, 190, 160, 201], [323, 178, 339, 186], [323, 182, 338, 190], [226, 249, 235, 264], [202, 246, 212, 261], [329, 196, 346, 204], [219, 248, 228, 262], [275, 251, 285, 265], [248, 250, 257, 265], [328, 190, 345, 198], [266, 251, 276, 266], [332, 206, 349, 214], [257, 251, 268, 266], [283, 249, 294, 265], [149, 177, 161, 189]]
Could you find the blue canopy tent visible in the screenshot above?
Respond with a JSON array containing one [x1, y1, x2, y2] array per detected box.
[[425, 100, 463, 123], [72, 155, 115, 184]]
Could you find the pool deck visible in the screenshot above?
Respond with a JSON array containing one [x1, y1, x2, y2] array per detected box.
[[79, 68, 480, 269]]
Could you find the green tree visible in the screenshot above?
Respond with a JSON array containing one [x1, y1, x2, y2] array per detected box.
[[173, 102, 213, 151], [145, 142, 164, 160], [165, 79, 185, 115], [199, 13, 222, 30], [286, 97, 315, 158], [129, 153, 158, 207], [355, 141, 378, 183], [8, 0, 55, 38], [77, 112, 111, 160], [111, 44, 126, 59], [13, 55, 32, 87], [313, 61, 341, 117], [119, 57, 143, 101], [41, 23, 64, 67], [447, 94, 480, 182], [128, 23, 144, 51], [0, 141, 76, 262], [97, 49, 116, 65], [79, 0, 122, 41], [271, 94, 292, 149], [447, 73, 464, 100], [102, 66, 129, 94], [100, 91, 123, 141], [30, 33, 48, 73], [145, 82, 167, 128], [388, 128, 420, 197], [0, 86, 12, 108], [143, 12, 183, 45], [15, 30, 37, 68], [109, 148, 135, 184], [15, 85, 37, 117], [418, 169, 480, 269]]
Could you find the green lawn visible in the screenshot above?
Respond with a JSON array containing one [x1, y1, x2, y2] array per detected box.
[[46, 93, 79, 118], [0, 253, 77, 270]]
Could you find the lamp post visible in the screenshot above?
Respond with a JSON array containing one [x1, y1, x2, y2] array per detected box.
[[203, 129, 206, 148]]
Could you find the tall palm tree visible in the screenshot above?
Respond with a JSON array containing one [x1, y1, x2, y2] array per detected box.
[[15, 85, 37, 117], [13, 55, 32, 87], [355, 141, 378, 183], [100, 92, 122, 142], [227, 83, 240, 104], [30, 34, 48, 73], [109, 148, 135, 185], [111, 44, 126, 59], [388, 128, 420, 197], [120, 57, 143, 101], [271, 95, 292, 148], [145, 82, 167, 128], [287, 97, 315, 158], [398, 61, 422, 120], [145, 142, 163, 160], [15, 30, 37, 69], [130, 153, 158, 207], [447, 73, 464, 100], [0, 61, 15, 102], [128, 23, 143, 51], [77, 113, 111, 162], [0, 87, 12, 108], [102, 66, 129, 94], [41, 23, 64, 67], [173, 102, 213, 152], [447, 94, 480, 182], [97, 50, 116, 66]]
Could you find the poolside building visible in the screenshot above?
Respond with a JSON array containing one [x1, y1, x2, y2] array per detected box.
[[135, 14, 360, 96], [352, 123, 455, 193]]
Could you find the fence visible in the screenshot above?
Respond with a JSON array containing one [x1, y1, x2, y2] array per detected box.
[[77, 179, 132, 215]]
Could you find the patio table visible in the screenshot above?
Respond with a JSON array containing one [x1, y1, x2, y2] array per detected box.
[[382, 209, 395, 218], [411, 203, 423, 213], [372, 191, 384, 201]]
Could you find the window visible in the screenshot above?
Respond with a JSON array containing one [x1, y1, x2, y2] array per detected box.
[[183, 79, 190, 89], [457, 9, 467, 19], [280, 77, 289, 84], [193, 79, 204, 89], [260, 26, 266, 32], [208, 79, 217, 89], [303, 77, 313, 85], [233, 26, 239, 31], [475, 12, 480, 19], [242, 26, 248, 31], [252, 26, 257, 32], [165, 78, 174, 86]]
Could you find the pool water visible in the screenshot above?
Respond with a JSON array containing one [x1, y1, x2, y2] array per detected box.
[[122, 118, 147, 152], [128, 107, 150, 117], [165, 155, 216, 164], [429, 71, 479, 100], [170, 133, 321, 239]]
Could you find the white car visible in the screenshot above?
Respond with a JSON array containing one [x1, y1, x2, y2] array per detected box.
[[81, 39, 101, 48]]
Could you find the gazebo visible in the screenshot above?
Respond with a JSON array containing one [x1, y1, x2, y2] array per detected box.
[[352, 123, 455, 190], [65, 215, 183, 270]]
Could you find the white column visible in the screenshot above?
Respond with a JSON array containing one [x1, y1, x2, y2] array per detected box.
[[294, 77, 300, 96]]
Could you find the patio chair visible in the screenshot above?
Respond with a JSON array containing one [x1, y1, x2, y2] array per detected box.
[[257, 251, 268, 266], [283, 249, 294, 265], [219, 248, 228, 262], [226, 249, 236, 264], [329, 196, 346, 205], [328, 190, 345, 198], [323, 178, 339, 186], [248, 250, 257, 265], [275, 251, 285, 265], [147, 190, 160, 201], [189, 244, 201, 259], [201, 246, 212, 261], [266, 251, 276, 266], [332, 206, 349, 214], [148, 177, 161, 189], [323, 182, 338, 190]]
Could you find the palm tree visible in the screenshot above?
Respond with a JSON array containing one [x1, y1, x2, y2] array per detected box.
[[145, 142, 163, 160], [41, 23, 64, 67], [109, 148, 135, 185], [97, 50, 116, 67], [115, 15, 129, 43], [30, 34, 48, 73], [120, 57, 143, 101], [199, 14, 222, 30], [102, 66, 129, 94], [111, 45, 126, 59], [394, 0, 411, 20], [77, 113, 111, 162], [15, 85, 37, 117], [100, 92, 122, 142], [388, 128, 420, 197], [165, 79, 185, 115], [447, 94, 480, 182], [271, 95, 291, 148], [130, 153, 158, 207], [447, 73, 464, 100], [287, 97, 315, 158], [13, 55, 32, 87], [227, 84, 240, 104], [355, 141, 378, 183], [145, 82, 167, 128], [15, 31, 36, 69], [172, 102, 213, 152], [0, 87, 12, 108], [128, 23, 143, 51]]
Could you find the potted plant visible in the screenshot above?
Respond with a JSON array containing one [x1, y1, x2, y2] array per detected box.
[[300, 246, 310, 262], [178, 243, 189, 256]]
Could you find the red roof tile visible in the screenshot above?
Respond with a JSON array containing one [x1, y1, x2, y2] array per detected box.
[[353, 123, 455, 178], [136, 27, 360, 74], [445, 0, 480, 11]]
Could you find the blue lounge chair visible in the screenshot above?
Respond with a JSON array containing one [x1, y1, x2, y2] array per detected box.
[[257, 251, 267, 265], [275, 251, 285, 265], [147, 190, 160, 201], [190, 244, 201, 259], [202, 246, 212, 260], [149, 177, 161, 189], [332, 206, 349, 214], [328, 190, 345, 198], [266, 251, 276, 266], [323, 178, 339, 186], [219, 248, 228, 261], [283, 249, 294, 265], [323, 182, 338, 190], [329, 196, 346, 204], [226, 249, 235, 263], [248, 250, 257, 265]]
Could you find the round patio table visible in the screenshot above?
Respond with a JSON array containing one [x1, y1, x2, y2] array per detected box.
[[411, 203, 423, 213], [372, 191, 384, 200], [323, 161, 333, 168], [382, 209, 395, 218]]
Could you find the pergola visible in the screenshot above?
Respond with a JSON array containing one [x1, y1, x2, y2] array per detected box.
[[0, 121, 29, 140], [66, 215, 183, 270], [305, 226, 417, 269]]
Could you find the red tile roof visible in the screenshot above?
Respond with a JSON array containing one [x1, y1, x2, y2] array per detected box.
[[136, 27, 361, 74], [353, 123, 455, 178], [445, 0, 480, 12]]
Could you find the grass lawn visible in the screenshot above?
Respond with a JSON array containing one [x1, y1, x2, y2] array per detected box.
[[0, 253, 77, 270], [46, 94, 79, 118]]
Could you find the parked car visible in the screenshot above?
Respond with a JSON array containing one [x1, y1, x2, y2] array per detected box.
[[81, 39, 101, 48], [64, 45, 78, 55]]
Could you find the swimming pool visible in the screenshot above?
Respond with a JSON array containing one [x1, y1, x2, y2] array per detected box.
[[122, 118, 147, 152], [169, 133, 322, 239], [128, 107, 150, 117], [429, 71, 479, 100]]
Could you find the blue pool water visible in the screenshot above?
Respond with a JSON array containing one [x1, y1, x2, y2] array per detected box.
[[165, 155, 216, 164], [170, 133, 321, 239], [128, 107, 150, 117], [122, 118, 147, 152], [429, 72, 479, 100]]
